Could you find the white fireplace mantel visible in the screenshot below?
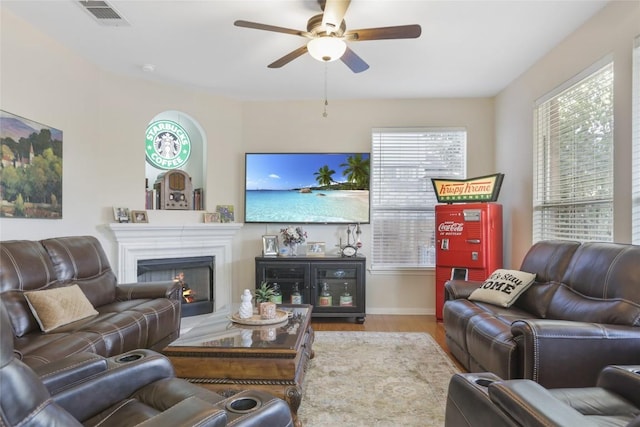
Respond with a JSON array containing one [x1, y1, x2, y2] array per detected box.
[[106, 223, 243, 317]]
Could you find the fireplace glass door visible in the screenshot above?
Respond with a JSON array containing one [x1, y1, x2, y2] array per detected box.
[[137, 256, 214, 317]]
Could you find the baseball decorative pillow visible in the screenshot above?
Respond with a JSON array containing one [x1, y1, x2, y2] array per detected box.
[[469, 269, 537, 307]]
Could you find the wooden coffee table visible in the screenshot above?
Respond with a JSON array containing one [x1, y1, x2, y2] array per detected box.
[[163, 304, 314, 427]]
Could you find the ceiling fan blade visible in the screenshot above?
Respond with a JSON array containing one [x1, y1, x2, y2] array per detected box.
[[340, 47, 369, 73], [344, 24, 422, 41], [268, 45, 309, 68], [234, 20, 308, 37], [321, 0, 351, 33]]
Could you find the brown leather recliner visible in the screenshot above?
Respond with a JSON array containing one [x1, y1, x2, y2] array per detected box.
[[443, 240, 640, 388], [0, 236, 182, 369], [0, 303, 294, 427], [445, 366, 640, 427]]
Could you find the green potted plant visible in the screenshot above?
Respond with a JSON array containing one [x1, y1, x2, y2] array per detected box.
[[255, 281, 275, 304], [255, 281, 277, 318]]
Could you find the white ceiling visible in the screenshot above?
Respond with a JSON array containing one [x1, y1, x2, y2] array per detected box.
[[2, 0, 609, 101]]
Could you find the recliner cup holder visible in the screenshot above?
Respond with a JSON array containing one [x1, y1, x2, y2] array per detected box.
[[115, 353, 144, 363], [475, 378, 495, 387], [225, 397, 263, 414]]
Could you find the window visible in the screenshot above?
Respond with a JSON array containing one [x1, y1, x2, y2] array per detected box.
[[371, 128, 466, 269], [632, 36, 640, 244], [533, 59, 614, 242]]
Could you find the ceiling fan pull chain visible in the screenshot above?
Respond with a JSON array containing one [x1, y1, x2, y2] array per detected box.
[[323, 63, 329, 118]]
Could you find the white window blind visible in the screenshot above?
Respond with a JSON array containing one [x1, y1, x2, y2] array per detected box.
[[371, 128, 466, 269], [632, 36, 640, 244], [533, 60, 614, 242]]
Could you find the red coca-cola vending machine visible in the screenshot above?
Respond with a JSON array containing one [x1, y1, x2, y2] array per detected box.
[[431, 174, 504, 320]]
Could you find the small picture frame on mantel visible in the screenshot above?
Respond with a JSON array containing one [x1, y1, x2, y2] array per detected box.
[[262, 235, 279, 257], [203, 212, 221, 223], [131, 210, 148, 223], [306, 241, 326, 257], [113, 207, 130, 223]]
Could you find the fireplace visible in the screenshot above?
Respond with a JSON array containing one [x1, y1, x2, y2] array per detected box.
[[137, 256, 214, 317], [107, 222, 242, 321]]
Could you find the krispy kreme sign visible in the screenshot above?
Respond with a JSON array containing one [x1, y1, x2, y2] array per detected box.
[[431, 173, 504, 203]]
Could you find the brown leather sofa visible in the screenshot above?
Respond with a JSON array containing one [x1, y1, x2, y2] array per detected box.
[[0, 235, 181, 369], [445, 366, 640, 427], [443, 240, 640, 388], [0, 302, 294, 427]]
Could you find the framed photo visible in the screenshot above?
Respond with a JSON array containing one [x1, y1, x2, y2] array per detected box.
[[216, 205, 234, 223], [262, 235, 279, 257], [113, 207, 130, 223], [131, 210, 148, 223], [203, 212, 221, 223], [306, 241, 326, 257]]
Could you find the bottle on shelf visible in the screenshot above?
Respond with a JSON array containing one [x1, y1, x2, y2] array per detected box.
[[339, 282, 353, 307], [319, 282, 332, 306], [291, 282, 302, 304], [270, 283, 282, 304]]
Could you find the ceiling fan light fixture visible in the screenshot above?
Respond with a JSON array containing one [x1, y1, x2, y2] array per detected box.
[[307, 37, 346, 62]]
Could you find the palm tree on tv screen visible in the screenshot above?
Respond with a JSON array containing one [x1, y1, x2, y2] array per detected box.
[[340, 154, 370, 190], [313, 165, 336, 187]]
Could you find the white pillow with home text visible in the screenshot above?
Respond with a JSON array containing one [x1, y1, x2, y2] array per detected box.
[[469, 269, 536, 308]]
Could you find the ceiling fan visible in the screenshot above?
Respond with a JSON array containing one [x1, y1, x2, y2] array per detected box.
[[234, 0, 421, 73]]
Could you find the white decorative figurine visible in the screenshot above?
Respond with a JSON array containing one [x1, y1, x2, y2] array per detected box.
[[239, 289, 253, 319]]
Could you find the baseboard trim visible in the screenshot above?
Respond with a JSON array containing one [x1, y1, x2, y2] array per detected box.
[[366, 307, 434, 315]]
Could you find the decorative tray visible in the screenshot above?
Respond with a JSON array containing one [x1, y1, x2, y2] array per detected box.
[[230, 309, 290, 326]]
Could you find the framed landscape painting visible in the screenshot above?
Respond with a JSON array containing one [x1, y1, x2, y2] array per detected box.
[[0, 110, 63, 219]]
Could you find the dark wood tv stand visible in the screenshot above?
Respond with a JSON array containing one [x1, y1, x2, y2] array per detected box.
[[255, 256, 366, 323]]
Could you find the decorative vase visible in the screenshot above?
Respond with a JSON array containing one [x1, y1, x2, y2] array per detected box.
[[259, 302, 277, 319], [288, 243, 298, 257]]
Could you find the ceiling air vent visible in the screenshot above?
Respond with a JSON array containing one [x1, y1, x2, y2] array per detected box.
[[77, 1, 129, 26]]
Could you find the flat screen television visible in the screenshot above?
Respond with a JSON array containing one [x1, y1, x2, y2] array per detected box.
[[244, 152, 370, 224]]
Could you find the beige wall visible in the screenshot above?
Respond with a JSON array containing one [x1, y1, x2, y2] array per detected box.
[[495, 0, 640, 268], [0, 8, 243, 239], [3, 1, 637, 315], [239, 98, 494, 314]]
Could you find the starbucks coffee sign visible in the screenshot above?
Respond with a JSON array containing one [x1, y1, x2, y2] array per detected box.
[[145, 120, 191, 169]]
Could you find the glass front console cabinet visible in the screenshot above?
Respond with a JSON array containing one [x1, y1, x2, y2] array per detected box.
[[255, 256, 366, 323]]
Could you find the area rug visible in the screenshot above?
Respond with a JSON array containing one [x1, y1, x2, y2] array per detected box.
[[298, 331, 459, 427]]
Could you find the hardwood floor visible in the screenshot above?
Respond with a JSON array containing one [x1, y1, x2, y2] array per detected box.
[[311, 314, 466, 371]]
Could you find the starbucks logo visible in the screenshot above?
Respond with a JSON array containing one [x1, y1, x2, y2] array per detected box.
[[145, 120, 191, 169]]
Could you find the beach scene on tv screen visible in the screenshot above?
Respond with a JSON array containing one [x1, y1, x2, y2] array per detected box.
[[245, 153, 370, 223]]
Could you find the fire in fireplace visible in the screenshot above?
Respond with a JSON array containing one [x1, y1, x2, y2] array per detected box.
[[137, 256, 214, 317]]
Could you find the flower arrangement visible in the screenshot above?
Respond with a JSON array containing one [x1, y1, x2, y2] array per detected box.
[[280, 226, 307, 246]]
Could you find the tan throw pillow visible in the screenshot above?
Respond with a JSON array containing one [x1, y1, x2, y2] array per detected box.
[[468, 269, 537, 308], [24, 285, 98, 332]]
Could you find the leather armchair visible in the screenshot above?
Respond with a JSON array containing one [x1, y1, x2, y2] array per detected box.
[[0, 303, 294, 427], [445, 365, 640, 427]]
